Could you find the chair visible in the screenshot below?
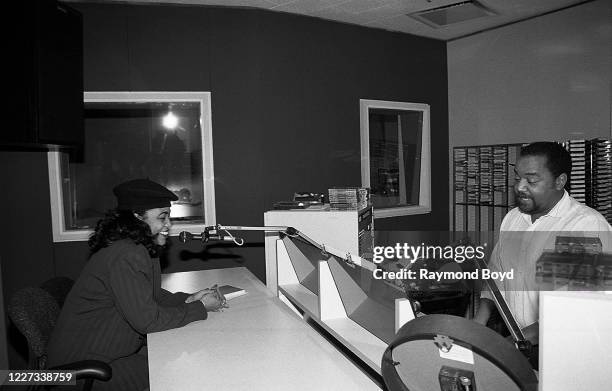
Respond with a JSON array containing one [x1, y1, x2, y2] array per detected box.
[[40, 277, 74, 308], [8, 278, 111, 391]]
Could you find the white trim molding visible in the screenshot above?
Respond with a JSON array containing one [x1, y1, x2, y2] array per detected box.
[[360, 99, 431, 219], [48, 91, 216, 242]]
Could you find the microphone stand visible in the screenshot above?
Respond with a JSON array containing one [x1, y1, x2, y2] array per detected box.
[[178, 224, 360, 268], [179, 224, 308, 246], [474, 257, 534, 360]]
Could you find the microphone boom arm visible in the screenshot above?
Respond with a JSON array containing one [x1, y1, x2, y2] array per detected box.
[[178, 224, 294, 245], [178, 224, 372, 271]]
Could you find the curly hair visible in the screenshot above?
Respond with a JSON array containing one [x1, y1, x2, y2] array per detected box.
[[520, 142, 572, 183], [88, 209, 160, 256]]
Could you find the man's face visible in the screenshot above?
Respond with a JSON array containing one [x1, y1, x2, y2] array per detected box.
[[514, 155, 565, 218], [141, 207, 172, 246]]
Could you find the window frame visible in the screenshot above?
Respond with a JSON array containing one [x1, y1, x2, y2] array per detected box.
[[359, 99, 431, 219], [48, 91, 216, 242]]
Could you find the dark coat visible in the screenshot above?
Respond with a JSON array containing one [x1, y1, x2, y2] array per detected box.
[[48, 239, 206, 390]]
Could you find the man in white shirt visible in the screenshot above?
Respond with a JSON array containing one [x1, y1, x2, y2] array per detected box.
[[473, 141, 612, 342]]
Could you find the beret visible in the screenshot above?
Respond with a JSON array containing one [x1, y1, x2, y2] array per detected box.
[[113, 179, 178, 211]]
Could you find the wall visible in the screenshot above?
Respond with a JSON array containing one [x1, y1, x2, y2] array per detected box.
[[63, 2, 449, 279], [448, 0, 611, 147], [2, 3, 449, 367], [447, 0, 611, 228], [0, 258, 9, 369]]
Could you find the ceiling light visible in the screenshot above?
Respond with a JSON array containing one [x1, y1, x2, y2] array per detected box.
[[162, 111, 178, 129], [408, 1, 496, 28]]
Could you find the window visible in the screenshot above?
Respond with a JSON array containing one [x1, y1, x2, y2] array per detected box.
[[360, 99, 431, 218], [48, 92, 216, 242]]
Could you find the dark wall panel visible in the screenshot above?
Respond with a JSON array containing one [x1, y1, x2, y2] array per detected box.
[[126, 5, 212, 91], [208, 8, 264, 228], [0, 152, 55, 299], [252, 11, 449, 232], [0, 152, 55, 369], [80, 4, 130, 91]]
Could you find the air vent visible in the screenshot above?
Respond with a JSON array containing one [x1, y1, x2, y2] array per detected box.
[[409, 1, 496, 28]]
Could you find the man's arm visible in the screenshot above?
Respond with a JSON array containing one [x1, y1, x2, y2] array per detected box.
[[521, 322, 539, 345], [473, 297, 495, 325]]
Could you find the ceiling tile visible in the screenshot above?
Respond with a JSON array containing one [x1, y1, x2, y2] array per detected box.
[[68, 0, 592, 41], [271, 0, 348, 14]]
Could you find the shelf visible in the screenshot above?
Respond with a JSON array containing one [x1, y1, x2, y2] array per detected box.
[[278, 284, 319, 317], [455, 202, 515, 207]]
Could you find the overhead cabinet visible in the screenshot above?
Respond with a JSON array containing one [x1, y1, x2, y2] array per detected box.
[[4, 0, 83, 149]]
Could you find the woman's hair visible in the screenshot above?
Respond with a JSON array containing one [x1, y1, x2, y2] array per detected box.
[[88, 208, 159, 256]]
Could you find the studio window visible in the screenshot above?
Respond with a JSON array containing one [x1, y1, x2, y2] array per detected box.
[[48, 92, 216, 242], [360, 99, 431, 218]]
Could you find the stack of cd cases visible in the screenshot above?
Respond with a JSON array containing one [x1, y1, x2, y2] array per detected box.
[[328, 188, 370, 210], [565, 140, 588, 204], [564, 138, 612, 223], [592, 139, 612, 221]]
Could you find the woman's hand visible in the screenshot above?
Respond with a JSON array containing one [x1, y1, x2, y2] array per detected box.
[[185, 285, 227, 311], [200, 289, 227, 312], [184, 288, 212, 304]]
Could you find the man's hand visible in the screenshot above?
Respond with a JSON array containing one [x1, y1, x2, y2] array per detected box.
[[522, 322, 539, 345], [473, 298, 494, 325]]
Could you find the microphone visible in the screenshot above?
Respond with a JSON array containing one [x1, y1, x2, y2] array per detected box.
[[178, 230, 240, 243], [178, 231, 200, 243]]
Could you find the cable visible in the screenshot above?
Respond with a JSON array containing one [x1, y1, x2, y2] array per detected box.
[[221, 228, 244, 246]]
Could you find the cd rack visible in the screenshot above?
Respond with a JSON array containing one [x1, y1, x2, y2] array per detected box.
[[564, 138, 612, 223], [453, 143, 523, 234]]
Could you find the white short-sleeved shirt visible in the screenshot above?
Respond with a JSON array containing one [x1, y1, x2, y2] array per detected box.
[[481, 190, 612, 328]]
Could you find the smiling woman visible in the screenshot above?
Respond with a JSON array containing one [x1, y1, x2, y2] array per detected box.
[[86, 179, 178, 256], [139, 208, 172, 246], [47, 179, 226, 391]]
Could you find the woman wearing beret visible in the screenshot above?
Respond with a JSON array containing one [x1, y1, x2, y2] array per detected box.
[[48, 179, 224, 391]]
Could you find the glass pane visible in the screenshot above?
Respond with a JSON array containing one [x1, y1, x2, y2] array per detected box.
[[63, 101, 205, 229], [369, 108, 423, 209]]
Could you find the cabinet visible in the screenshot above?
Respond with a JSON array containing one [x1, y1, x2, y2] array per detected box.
[[4, 0, 83, 149], [263, 206, 374, 292]]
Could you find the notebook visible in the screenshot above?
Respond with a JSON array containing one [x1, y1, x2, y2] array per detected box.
[[218, 285, 247, 300]]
